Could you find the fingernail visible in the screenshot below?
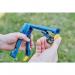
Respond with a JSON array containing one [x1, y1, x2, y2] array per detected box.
[[27, 38, 30, 41]]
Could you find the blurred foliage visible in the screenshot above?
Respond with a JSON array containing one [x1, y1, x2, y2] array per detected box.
[[0, 13, 75, 62]]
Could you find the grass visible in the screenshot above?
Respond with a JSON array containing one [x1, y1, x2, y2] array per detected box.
[[0, 13, 75, 62]]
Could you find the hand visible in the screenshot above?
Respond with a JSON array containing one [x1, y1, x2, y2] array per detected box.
[[29, 35, 61, 62], [0, 32, 33, 50]]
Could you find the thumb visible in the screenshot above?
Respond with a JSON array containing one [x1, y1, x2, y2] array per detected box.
[[16, 32, 30, 42]]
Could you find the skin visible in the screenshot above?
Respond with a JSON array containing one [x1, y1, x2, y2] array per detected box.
[[0, 33, 61, 62], [0, 32, 33, 50], [29, 36, 61, 62]]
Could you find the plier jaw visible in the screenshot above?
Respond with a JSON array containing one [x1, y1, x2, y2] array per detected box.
[[41, 31, 54, 44]]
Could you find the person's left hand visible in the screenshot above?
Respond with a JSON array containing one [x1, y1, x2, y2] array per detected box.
[[29, 35, 61, 62]]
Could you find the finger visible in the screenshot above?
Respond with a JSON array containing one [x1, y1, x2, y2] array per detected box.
[[36, 39, 41, 54], [40, 37, 51, 51], [1, 44, 16, 50], [16, 32, 30, 42], [19, 34, 34, 51], [40, 37, 46, 52], [30, 35, 34, 49], [19, 41, 26, 50], [45, 39, 50, 49], [19, 34, 34, 50]]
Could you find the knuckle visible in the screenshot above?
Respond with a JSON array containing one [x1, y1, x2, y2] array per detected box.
[[36, 39, 41, 45]]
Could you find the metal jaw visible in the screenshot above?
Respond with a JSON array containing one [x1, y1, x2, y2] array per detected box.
[[41, 31, 54, 44]]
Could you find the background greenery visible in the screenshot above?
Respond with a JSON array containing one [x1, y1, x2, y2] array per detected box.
[[0, 13, 75, 62]]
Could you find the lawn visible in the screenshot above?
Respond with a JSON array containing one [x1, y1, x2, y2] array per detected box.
[[0, 13, 75, 62]]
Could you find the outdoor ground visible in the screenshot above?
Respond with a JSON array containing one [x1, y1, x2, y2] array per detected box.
[[0, 13, 75, 62]]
